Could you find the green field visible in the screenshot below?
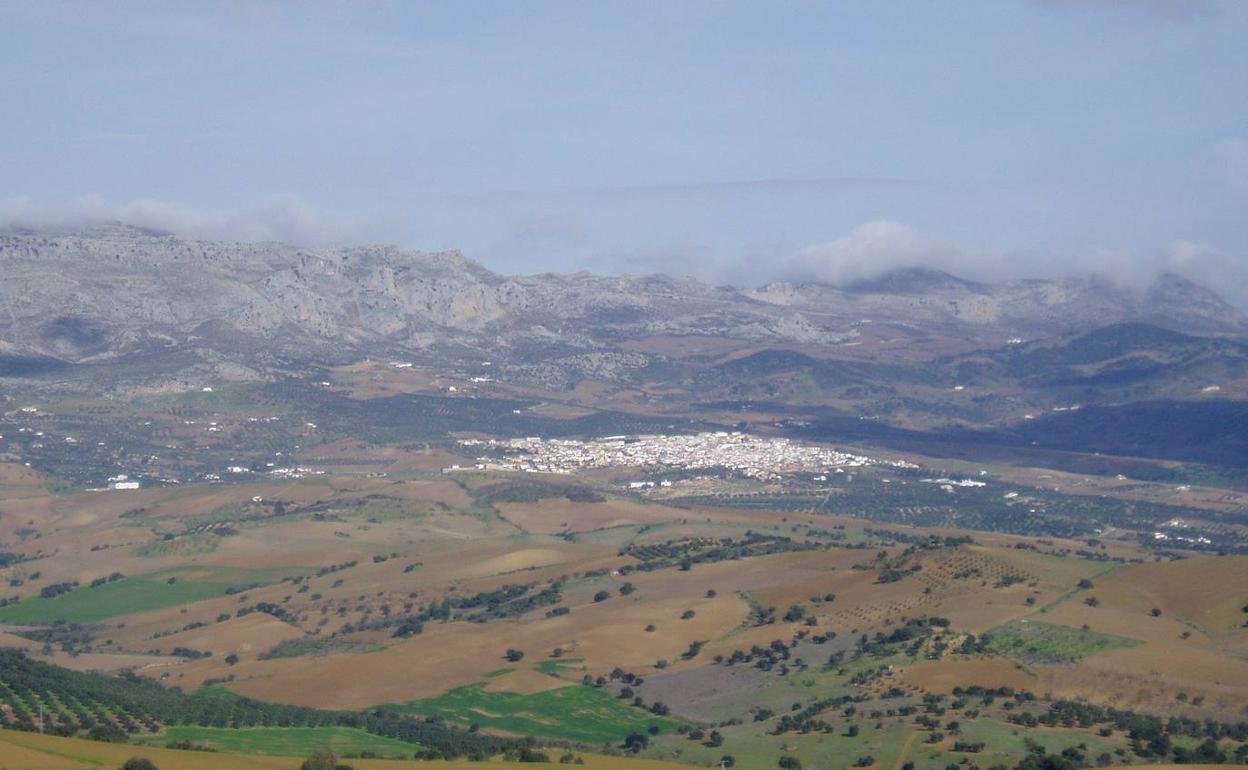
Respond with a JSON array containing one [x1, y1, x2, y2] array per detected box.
[[0, 566, 293, 624], [911, 719, 1121, 770], [650, 711, 1124, 770], [389, 682, 682, 745], [984, 619, 1141, 663], [136, 532, 222, 558], [536, 657, 586, 676], [134, 725, 418, 757], [651, 719, 915, 770]]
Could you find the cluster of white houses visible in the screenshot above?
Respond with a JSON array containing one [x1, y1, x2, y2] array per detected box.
[[458, 431, 915, 480]]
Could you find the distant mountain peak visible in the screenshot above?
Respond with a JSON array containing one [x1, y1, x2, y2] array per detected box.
[[1143, 271, 1246, 335], [843, 266, 986, 295]]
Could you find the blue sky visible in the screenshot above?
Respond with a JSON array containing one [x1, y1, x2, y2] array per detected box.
[[1, 1, 1245, 298]]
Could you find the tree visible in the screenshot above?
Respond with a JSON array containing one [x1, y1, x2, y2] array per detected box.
[[1149, 608, 1162, 617], [1077, 579, 1094, 589], [1173, 738, 1226, 764], [301, 750, 333, 770], [1017, 747, 1079, 770], [619, 582, 636, 596], [300, 749, 341, 770], [120, 759, 158, 770], [778, 757, 802, 770], [504, 648, 525, 662], [622, 732, 649, 753], [593, 590, 611, 603]]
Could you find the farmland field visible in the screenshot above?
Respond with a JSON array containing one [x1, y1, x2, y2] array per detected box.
[[134, 725, 420, 757], [0, 728, 691, 770], [390, 682, 683, 744], [0, 566, 294, 624], [984, 619, 1142, 663]]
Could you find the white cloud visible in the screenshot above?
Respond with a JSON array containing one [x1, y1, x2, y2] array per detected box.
[[0, 194, 406, 247], [774, 221, 961, 285], [1165, 240, 1248, 305], [739, 220, 1247, 309]]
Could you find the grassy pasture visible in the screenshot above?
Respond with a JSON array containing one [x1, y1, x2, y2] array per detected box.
[[495, 498, 684, 535], [0, 727, 690, 770], [985, 619, 1141, 664], [0, 565, 292, 624], [907, 721, 1121, 770], [134, 725, 419, 757], [0, 463, 48, 501], [535, 657, 586, 676], [136, 531, 222, 557], [390, 682, 682, 745], [651, 719, 916, 770]]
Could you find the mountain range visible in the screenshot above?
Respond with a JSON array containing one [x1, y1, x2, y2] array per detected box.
[[1, 225, 1244, 387]]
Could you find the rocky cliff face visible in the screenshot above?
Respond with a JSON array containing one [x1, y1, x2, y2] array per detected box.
[[1, 226, 1243, 378]]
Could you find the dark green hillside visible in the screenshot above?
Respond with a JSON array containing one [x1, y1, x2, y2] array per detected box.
[[703, 349, 913, 402], [0, 354, 71, 378], [1010, 399, 1248, 466], [946, 323, 1248, 385], [266, 380, 704, 442]]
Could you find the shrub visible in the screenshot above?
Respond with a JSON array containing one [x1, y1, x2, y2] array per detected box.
[[90, 724, 129, 743], [301, 749, 338, 770]]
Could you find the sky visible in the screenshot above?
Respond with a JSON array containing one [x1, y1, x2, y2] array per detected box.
[[1, 0, 1246, 300]]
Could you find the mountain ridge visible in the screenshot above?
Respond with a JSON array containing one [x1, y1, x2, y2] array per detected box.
[[1, 227, 1244, 381]]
